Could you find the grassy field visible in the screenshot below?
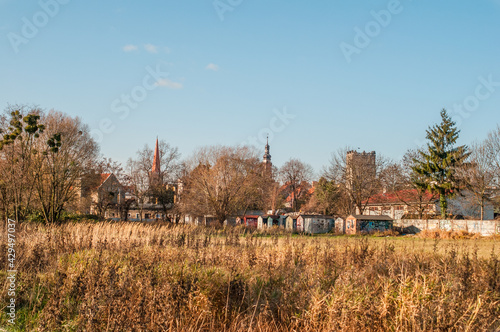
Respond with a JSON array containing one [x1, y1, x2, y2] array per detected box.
[[1, 222, 499, 331]]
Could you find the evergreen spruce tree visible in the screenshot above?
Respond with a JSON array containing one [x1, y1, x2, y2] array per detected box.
[[412, 109, 470, 218]]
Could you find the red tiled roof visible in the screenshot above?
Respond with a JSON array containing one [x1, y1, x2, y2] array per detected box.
[[100, 173, 111, 186], [88, 173, 112, 190], [366, 189, 436, 205], [243, 215, 260, 219], [284, 184, 314, 202]]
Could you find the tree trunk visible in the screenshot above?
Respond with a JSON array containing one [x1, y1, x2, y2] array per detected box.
[[480, 199, 484, 221], [439, 193, 447, 219], [216, 211, 226, 226]]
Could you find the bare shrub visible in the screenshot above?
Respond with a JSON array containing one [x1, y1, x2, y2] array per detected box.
[[417, 229, 480, 239]]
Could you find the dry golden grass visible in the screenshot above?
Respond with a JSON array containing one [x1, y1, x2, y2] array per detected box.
[[1, 222, 499, 331], [417, 229, 482, 240]]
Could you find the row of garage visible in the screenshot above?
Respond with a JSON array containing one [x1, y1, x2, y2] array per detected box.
[[237, 214, 394, 234]]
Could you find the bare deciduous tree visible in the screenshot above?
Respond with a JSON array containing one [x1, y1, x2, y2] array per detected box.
[[379, 162, 406, 193], [485, 125, 500, 180], [34, 111, 99, 223], [457, 142, 497, 220], [126, 140, 181, 221], [0, 105, 45, 222], [485, 126, 500, 213], [180, 145, 264, 224], [262, 169, 284, 214], [97, 157, 126, 182], [395, 150, 439, 219], [279, 158, 314, 212], [126, 158, 149, 221], [325, 147, 386, 215], [303, 177, 341, 216]]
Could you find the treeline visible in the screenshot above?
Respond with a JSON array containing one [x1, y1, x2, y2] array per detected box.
[[309, 110, 500, 220], [176, 110, 500, 222], [0, 106, 98, 223], [1, 106, 499, 224]]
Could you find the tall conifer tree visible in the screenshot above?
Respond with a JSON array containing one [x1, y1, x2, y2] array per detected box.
[[412, 109, 470, 218]]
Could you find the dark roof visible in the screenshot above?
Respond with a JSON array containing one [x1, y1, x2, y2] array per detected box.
[[348, 215, 394, 221]]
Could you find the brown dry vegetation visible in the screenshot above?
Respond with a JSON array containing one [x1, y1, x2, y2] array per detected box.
[[416, 229, 483, 240], [1, 222, 500, 331]]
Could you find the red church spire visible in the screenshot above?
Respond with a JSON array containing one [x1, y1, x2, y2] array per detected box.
[[152, 137, 160, 174]]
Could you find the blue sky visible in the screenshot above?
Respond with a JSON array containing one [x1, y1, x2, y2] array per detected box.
[[1, 0, 500, 175]]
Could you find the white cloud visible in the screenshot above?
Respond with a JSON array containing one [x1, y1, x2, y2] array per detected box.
[[122, 44, 138, 52], [155, 78, 183, 89], [144, 44, 158, 53], [206, 63, 220, 71]]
